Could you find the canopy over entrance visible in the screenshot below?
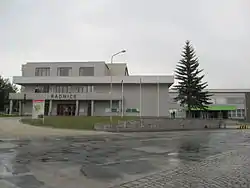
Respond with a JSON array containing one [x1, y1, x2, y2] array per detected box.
[[190, 105, 236, 111]]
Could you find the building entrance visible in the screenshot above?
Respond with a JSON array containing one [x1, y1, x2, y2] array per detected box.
[[57, 104, 76, 116], [87, 101, 91, 116], [189, 110, 229, 119]]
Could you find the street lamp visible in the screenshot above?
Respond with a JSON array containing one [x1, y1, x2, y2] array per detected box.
[[110, 50, 126, 124]]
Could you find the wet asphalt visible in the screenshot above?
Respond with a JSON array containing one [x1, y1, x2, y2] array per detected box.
[[1, 130, 250, 188]]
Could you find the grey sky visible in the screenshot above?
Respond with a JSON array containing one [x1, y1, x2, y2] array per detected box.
[[0, 0, 249, 88]]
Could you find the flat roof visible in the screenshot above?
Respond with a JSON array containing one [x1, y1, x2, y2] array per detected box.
[[25, 61, 106, 64], [13, 75, 174, 85], [169, 89, 250, 93]]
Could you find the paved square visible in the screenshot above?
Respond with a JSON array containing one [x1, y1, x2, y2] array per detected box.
[[1, 130, 250, 187]]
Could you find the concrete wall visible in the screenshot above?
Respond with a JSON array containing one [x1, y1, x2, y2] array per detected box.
[[78, 101, 88, 116], [245, 92, 250, 122], [95, 118, 224, 132], [22, 101, 32, 115], [94, 83, 170, 116], [94, 101, 119, 116]]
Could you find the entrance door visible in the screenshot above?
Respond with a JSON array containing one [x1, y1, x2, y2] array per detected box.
[[44, 100, 49, 116], [222, 111, 228, 119], [87, 101, 91, 116], [57, 104, 76, 116]]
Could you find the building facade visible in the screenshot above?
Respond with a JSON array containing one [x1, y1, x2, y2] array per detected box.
[[169, 89, 247, 119], [9, 61, 174, 117]]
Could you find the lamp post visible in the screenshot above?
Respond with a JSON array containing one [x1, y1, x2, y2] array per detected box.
[[110, 50, 126, 124]]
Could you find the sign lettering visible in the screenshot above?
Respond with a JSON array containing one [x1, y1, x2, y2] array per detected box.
[[50, 94, 76, 100]]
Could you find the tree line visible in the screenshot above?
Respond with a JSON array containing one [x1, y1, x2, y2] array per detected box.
[[0, 76, 18, 112]]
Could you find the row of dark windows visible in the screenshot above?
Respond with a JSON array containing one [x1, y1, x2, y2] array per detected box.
[[34, 85, 94, 93], [170, 97, 245, 105], [35, 67, 94, 76]]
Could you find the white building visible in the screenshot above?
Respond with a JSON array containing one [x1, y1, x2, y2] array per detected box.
[[9, 61, 174, 117], [169, 89, 247, 119]]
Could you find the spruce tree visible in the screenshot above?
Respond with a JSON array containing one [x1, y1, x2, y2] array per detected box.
[[174, 40, 212, 118]]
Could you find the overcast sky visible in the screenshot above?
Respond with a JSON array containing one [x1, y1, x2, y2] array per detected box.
[[0, 0, 249, 88]]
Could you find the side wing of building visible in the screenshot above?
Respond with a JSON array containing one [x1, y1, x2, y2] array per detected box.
[[169, 89, 247, 119]]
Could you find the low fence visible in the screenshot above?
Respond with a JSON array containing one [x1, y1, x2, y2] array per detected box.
[[237, 125, 249, 129], [94, 118, 227, 132]]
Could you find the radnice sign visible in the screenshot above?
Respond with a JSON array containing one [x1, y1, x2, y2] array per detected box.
[[50, 93, 77, 100]]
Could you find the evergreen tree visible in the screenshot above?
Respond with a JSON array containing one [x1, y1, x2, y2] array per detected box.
[[174, 40, 212, 117]]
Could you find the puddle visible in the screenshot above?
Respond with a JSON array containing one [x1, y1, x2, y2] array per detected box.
[[0, 142, 17, 177], [168, 152, 179, 156], [133, 146, 170, 154], [0, 152, 16, 177], [0, 143, 17, 149]]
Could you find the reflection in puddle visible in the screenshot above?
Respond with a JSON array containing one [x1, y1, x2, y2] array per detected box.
[[0, 142, 17, 178], [168, 152, 178, 156]]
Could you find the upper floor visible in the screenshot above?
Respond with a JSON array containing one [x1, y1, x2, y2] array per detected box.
[[14, 61, 174, 86], [21, 61, 129, 77]]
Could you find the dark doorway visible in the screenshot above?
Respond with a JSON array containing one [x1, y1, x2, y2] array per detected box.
[[87, 101, 91, 116], [57, 104, 76, 116], [222, 111, 228, 119], [44, 100, 50, 116]]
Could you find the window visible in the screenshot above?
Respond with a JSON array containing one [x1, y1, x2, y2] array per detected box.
[[56, 86, 60, 93], [43, 85, 49, 93], [79, 67, 94, 76], [229, 109, 245, 118], [57, 67, 72, 76], [34, 85, 49, 93], [214, 98, 227, 104], [68, 86, 72, 93], [242, 109, 245, 117], [231, 110, 236, 117], [75, 86, 94, 93], [76, 86, 87, 93], [35, 67, 50, 76], [49, 85, 55, 93], [237, 109, 241, 117], [53, 85, 71, 93], [87, 85, 94, 92]]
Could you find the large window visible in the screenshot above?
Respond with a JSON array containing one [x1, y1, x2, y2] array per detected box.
[[75, 85, 94, 93], [49, 85, 94, 93], [35, 67, 50, 76], [34, 85, 49, 93], [214, 98, 227, 104], [76, 86, 87, 93], [228, 109, 245, 119], [57, 67, 72, 76], [79, 67, 94, 76], [49, 85, 72, 93]]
